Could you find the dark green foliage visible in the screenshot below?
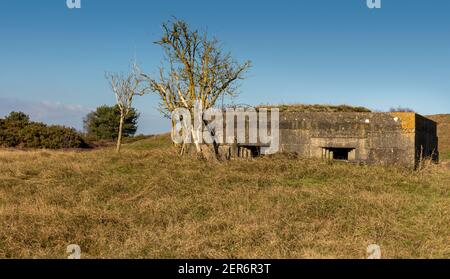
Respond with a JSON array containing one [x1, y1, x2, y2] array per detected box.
[[5, 111, 30, 124], [0, 112, 87, 149], [84, 105, 139, 140]]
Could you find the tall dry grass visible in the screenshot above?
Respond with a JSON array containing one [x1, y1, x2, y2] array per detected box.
[[0, 135, 449, 258]]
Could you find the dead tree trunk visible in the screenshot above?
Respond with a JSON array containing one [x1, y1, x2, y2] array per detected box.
[[116, 113, 124, 153]]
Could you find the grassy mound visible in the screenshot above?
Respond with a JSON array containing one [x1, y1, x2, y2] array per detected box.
[[256, 104, 372, 113]]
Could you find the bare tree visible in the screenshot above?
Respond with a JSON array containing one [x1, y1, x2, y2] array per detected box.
[[106, 62, 148, 153], [142, 19, 251, 156]]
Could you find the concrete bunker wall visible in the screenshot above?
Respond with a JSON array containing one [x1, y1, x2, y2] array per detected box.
[[216, 110, 438, 168], [279, 112, 417, 167], [414, 114, 439, 163]]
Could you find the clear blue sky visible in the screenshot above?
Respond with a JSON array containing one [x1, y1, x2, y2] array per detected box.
[[1, 0, 449, 134]]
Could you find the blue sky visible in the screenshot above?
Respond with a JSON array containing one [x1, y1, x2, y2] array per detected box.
[[0, 0, 449, 134]]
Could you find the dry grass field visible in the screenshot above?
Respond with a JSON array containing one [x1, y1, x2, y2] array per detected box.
[[0, 134, 449, 259]]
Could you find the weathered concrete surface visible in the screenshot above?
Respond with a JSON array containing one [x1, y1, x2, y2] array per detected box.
[[221, 111, 438, 168]]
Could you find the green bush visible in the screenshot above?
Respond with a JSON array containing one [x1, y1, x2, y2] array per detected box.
[[0, 112, 88, 149], [83, 105, 139, 140]]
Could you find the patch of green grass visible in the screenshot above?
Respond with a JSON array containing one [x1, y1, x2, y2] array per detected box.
[[124, 134, 172, 151], [442, 151, 450, 160]]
